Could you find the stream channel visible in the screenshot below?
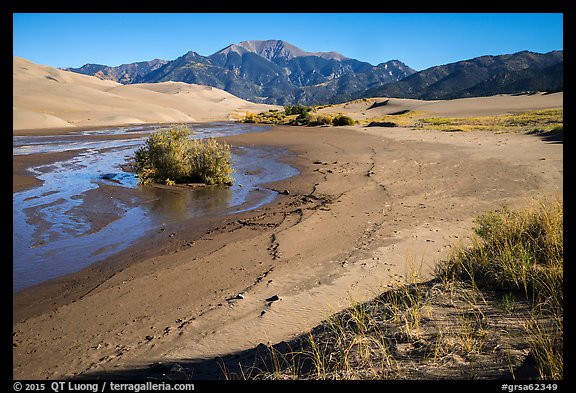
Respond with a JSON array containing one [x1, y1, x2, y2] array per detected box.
[[13, 123, 298, 292]]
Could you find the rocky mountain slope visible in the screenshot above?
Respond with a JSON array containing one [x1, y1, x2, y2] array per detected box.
[[357, 50, 563, 100], [64, 43, 562, 105], [65, 40, 415, 105]]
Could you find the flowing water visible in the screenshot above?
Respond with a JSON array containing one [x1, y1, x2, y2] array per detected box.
[[13, 123, 298, 292]]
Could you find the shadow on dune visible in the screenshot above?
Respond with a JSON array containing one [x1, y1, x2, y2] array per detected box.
[[74, 339, 312, 380], [75, 310, 541, 381], [75, 282, 543, 381], [367, 99, 389, 110], [75, 338, 540, 381], [527, 128, 563, 144]]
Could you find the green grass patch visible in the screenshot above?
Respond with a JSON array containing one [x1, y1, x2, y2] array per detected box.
[[437, 199, 563, 378], [437, 199, 563, 309]]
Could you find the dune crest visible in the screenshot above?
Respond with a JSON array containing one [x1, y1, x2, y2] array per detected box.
[[316, 93, 563, 122], [13, 57, 278, 131]]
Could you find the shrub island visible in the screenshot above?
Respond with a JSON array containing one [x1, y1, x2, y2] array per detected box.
[[135, 126, 233, 187]]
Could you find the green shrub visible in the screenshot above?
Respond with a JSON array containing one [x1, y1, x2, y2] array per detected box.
[[332, 115, 355, 126], [291, 111, 312, 126], [435, 199, 563, 379], [308, 115, 333, 127], [135, 127, 233, 186], [284, 104, 311, 116]]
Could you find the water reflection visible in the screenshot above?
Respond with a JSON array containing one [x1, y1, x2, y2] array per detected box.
[[144, 185, 233, 222]]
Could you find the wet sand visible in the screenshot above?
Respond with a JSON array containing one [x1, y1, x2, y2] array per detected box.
[[12, 126, 292, 294], [13, 120, 562, 379], [14, 151, 81, 193]]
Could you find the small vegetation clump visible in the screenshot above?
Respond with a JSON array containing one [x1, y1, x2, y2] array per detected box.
[[440, 201, 563, 307], [284, 104, 311, 117], [135, 127, 233, 186], [243, 109, 285, 124], [241, 105, 352, 127], [308, 115, 333, 127], [331, 114, 355, 126], [292, 111, 313, 126], [225, 199, 562, 380]]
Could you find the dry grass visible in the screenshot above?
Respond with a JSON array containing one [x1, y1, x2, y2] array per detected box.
[[418, 108, 563, 133], [238, 198, 562, 380], [358, 108, 563, 135], [361, 110, 429, 127]]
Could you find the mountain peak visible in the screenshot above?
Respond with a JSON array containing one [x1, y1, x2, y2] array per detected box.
[[214, 40, 348, 62], [64, 40, 418, 105]]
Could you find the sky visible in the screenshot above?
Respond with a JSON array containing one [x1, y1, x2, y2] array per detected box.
[[13, 13, 563, 71]]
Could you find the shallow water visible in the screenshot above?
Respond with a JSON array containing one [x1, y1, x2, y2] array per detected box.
[[13, 123, 298, 292]]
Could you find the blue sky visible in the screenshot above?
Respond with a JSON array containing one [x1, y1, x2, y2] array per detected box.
[[13, 13, 563, 71]]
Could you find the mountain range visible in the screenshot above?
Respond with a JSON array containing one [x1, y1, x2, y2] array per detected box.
[[356, 50, 563, 101], [64, 40, 414, 105], [67, 58, 169, 84], [65, 40, 563, 105]]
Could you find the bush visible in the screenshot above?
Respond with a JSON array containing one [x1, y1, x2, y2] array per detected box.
[[135, 127, 233, 186], [367, 121, 396, 127], [308, 115, 332, 126], [332, 115, 355, 126], [284, 104, 311, 116], [290, 111, 312, 126], [243, 112, 256, 123]]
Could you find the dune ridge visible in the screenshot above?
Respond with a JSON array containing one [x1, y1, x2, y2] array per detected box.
[[13, 57, 278, 131], [316, 93, 563, 121]]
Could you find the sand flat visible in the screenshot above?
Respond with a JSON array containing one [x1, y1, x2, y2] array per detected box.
[[13, 113, 562, 379]]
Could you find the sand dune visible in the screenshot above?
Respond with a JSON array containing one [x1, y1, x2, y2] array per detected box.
[[13, 57, 278, 131], [317, 92, 563, 121], [12, 108, 75, 130]]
